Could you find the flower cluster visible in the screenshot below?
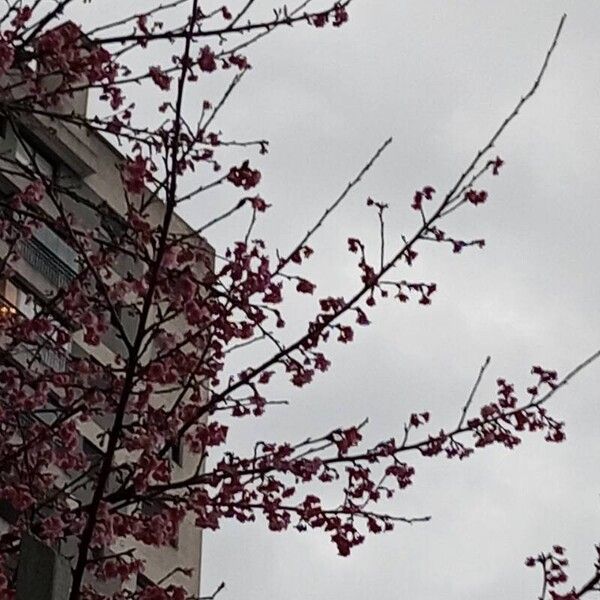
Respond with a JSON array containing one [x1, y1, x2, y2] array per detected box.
[[0, 3, 575, 600]]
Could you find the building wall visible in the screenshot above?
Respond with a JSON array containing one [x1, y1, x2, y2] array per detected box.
[[0, 86, 208, 595]]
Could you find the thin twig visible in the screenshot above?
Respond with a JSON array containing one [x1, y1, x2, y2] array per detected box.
[[457, 356, 491, 429], [440, 13, 567, 207], [278, 137, 392, 274], [198, 582, 225, 600], [577, 571, 600, 597]]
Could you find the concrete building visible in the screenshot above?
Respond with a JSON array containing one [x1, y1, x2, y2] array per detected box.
[[0, 48, 207, 597]]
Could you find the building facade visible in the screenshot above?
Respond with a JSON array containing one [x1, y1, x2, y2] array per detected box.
[[0, 64, 206, 596]]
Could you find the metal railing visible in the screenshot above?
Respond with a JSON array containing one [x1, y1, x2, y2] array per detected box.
[[20, 235, 77, 290], [39, 344, 67, 372]]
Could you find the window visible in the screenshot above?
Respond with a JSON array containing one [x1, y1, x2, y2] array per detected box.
[[14, 130, 57, 183], [136, 574, 153, 591], [171, 438, 184, 467], [0, 279, 18, 317], [0, 278, 37, 318], [16, 286, 36, 319], [0, 499, 18, 524], [0, 278, 71, 371], [17, 284, 71, 371], [101, 208, 127, 242], [82, 438, 104, 467]]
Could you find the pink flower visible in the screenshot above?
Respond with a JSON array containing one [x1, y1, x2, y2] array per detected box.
[[490, 155, 504, 175], [227, 161, 261, 190], [149, 66, 171, 90], [465, 189, 488, 205], [296, 279, 315, 294], [198, 46, 217, 72], [14, 181, 45, 206], [122, 155, 151, 194]]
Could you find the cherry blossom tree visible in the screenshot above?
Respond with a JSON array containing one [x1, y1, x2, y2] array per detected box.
[[0, 3, 594, 599]]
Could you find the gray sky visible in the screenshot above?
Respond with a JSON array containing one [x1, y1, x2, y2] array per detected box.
[[73, 1, 600, 598]]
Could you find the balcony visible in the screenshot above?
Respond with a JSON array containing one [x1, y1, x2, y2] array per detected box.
[[19, 229, 78, 290], [38, 344, 67, 372], [0, 293, 67, 372]]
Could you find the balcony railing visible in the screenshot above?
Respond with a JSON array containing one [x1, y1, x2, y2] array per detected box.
[[20, 235, 77, 290], [38, 344, 67, 372]]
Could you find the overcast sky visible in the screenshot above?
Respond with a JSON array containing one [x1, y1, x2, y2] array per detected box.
[[72, 1, 600, 598]]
